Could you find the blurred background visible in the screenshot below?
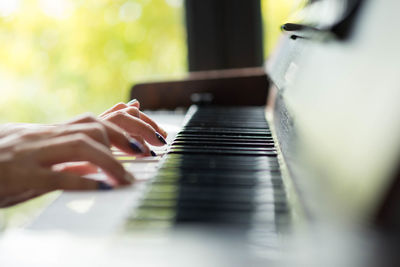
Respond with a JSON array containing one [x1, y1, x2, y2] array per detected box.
[[0, 0, 304, 228], [0, 0, 304, 123]]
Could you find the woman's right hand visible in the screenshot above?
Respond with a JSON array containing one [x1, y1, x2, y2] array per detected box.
[[0, 116, 137, 208]]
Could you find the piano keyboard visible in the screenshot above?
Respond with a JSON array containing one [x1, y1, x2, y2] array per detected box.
[[124, 106, 289, 231]]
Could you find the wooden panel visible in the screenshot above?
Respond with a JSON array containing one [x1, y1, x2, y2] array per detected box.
[[130, 68, 269, 110]]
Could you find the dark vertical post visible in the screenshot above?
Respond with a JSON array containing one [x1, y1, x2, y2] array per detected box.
[[184, 0, 264, 71]]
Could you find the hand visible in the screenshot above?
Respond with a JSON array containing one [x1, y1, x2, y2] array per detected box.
[[0, 99, 167, 207], [0, 119, 135, 208], [99, 99, 168, 146], [61, 113, 152, 156]]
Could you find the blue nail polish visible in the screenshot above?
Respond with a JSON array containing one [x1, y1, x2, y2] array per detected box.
[[127, 99, 138, 105], [129, 140, 145, 153], [155, 132, 167, 145], [150, 150, 157, 157], [98, 181, 113, 191]]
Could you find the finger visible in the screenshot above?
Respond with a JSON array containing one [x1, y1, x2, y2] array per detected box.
[[126, 99, 140, 109], [119, 106, 140, 118], [128, 137, 151, 156], [0, 128, 56, 151], [53, 123, 110, 147], [24, 134, 132, 185], [138, 111, 168, 138], [53, 162, 99, 176], [93, 120, 149, 156], [107, 106, 167, 139], [67, 114, 147, 156], [104, 112, 167, 146], [110, 108, 158, 154], [29, 170, 110, 191], [2, 124, 112, 152], [99, 102, 128, 118], [99, 101, 140, 118], [129, 136, 151, 156], [120, 107, 167, 139]]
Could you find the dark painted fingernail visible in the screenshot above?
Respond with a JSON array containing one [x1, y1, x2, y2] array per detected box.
[[98, 181, 113, 191], [150, 150, 157, 157], [129, 140, 145, 153], [127, 99, 138, 105], [155, 132, 167, 145]]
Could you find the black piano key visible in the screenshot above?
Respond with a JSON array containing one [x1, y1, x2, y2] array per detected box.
[[154, 172, 283, 185], [175, 209, 274, 225], [179, 130, 271, 136], [140, 198, 289, 214], [176, 133, 273, 140], [172, 140, 275, 148], [170, 144, 276, 152], [164, 153, 280, 163], [185, 124, 269, 129], [153, 177, 281, 188], [169, 148, 277, 157], [146, 186, 287, 205], [132, 208, 280, 227], [162, 161, 280, 169], [183, 126, 270, 131], [140, 200, 269, 213], [174, 137, 275, 144], [159, 166, 281, 175], [139, 198, 289, 212], [150, 184, 286, 198], [162, 158, 280, 167], [140, 199, 289, 214]]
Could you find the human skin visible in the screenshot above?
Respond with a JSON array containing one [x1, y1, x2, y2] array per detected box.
[[0, 100, 167, 207]]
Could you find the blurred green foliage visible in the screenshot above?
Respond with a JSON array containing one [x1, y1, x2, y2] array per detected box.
[[0, 0, 186, 123], [0, 0, 306, 229], [0, 0, 304, 124]]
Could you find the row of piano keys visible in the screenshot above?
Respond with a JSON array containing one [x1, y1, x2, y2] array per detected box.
[[111, 107, 290, 236]]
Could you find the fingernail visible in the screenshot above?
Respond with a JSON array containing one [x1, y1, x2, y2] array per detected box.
[[129, 140, 145, 153], [127, 99, 138, 105], [98, 181, 113, 191], [155, 132, 167, 145], [124, 172, 135, 183], [150, 150, 157, 157]]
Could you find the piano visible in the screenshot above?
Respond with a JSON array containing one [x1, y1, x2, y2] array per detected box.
[[4, 0, 400, 266]]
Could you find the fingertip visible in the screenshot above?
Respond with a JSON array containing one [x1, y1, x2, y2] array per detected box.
[[155, 132, 167, 145], [43, 171, 106, 191], [129, 140, 145, 154], [160, 129, 168, 138], [98, 181, 114, 191], [127, 99, 137, 104], [127, 99, 140, 109]]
